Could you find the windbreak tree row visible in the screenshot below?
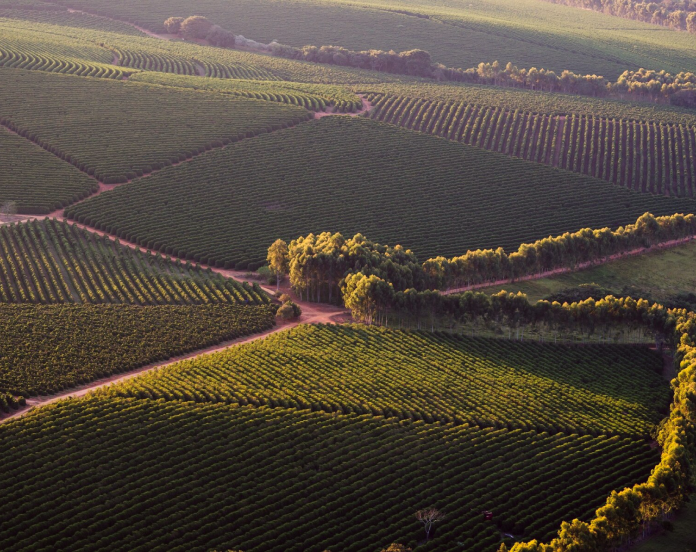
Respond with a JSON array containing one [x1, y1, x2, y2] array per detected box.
[[0, 220, 268, 305], [0, 397, 658, 551], [367, 93, 696, 197], [108, 324, 668, 436]]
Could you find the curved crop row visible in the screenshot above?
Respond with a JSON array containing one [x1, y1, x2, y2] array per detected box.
[[0, 303, 275, 396], [0, 398, 658, 551], [0, 219, 268, 306], [0, 47, 126, 78], [113, 47, 197, 76], [367, 93, 696, 198], [197, 58, 281, 81], [108, 324, 668, 437]]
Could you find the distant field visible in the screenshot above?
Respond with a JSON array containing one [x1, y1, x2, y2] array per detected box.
[[41, 0, 696, 78], [481, 240, 696, 303], [108, 324, 669, 436], [0, 220, 268, 305], [0, 68, 311, 184], [0, 304, 275, 396], [0, 397, 659, 550], [633, 500, 696, 552], [0, 127, 96, 213], [66, 117, 696, 268], [368, 93, 696, 197]]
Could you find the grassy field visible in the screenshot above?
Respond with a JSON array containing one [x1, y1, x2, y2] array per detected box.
[[481, 240, 696, 303], [40, 0, 696, 78], [0, 397, 659, 551], [107, 324, 669, 436], [633, 500, 696, 552], [66, 117, 696, 268]]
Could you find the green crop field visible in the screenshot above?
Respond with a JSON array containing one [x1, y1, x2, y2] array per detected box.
[[0, 304, 275, 397], [0, 127, 96, 213], [108, 324, 669, 436], [66, 117, 696, 268], [0, 68, 311, 185], [39, 0, 696, 78], [0, 220, 268, 305], [368, 93, 696, 197], [0, 397, 659, 551]]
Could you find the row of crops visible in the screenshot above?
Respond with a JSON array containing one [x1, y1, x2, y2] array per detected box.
[[0, 220, 268, 305], [0, 68, 311, 183], [0, 126, 96, 213], [131, 72, 364, 112], [113, 47, 197, 76], [0, 397, 659, 551], [109, 324, 668, 436], [65, 116, 696, 267], [0, 304, 275, 396], [367, 94, 696, 197], [0, 47, 127, 78]]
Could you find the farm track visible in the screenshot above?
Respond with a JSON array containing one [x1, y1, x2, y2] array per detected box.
[[441, 235, 696, 295]]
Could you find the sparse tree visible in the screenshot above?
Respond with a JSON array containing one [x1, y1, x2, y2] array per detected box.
[[415, 508, 445, 542], [0, 201, 17, 219], [163, 17, 185, 34], [267, 239, 289, 292]]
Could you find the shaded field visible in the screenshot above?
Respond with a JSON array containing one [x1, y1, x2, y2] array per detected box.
[[107, 324, 669, 436], [66, 117, 696, 268], [0, 397, 659, 551]]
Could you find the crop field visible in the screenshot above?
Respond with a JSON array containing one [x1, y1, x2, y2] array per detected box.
[[368, 94, 696, 197], [0, 397, 659, 551], [0, 220, 268, 305], [131, 72, 363, 112], [0, 127, 96, 213], [0, 68, 311, 184], [66, 117, 696, 267], [0, 304, 275, 396], [40, 0, 696, 78], [109, 324, 669, 436], [0, 8, 145, 35]]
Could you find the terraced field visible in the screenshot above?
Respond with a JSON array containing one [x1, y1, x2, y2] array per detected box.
[[0, 303, 275, 396], [108, 324, 669, 436], [368, 94, 696, 197], [0, 397, 660, 551], [0, 68, 311, 184], [0, 127, 96, 213], [66, 117, 696, 268], [0, 220, 268, 305]]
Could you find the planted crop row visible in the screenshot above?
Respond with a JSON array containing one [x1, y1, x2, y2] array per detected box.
[[113, 47, 197, 75], [110, 324, 668, 436], [0, 397, 659, 551], [0, 47, 126, 78], [0, 304, 275, 396], [130, 71, 363, 112], [66, 117, 696, 268], [0, 126, 96, 213], [0, 219, 268, 305], [198, 59, 280, 81], [368, 94, 696, 197], [0, 68, 311, 183]]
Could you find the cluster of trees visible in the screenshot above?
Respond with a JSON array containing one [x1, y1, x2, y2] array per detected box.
[[163, 16, 235, 47], [615, 68, 696, 105], [267, 213, 696, 318], [541, 0, 696, 33]]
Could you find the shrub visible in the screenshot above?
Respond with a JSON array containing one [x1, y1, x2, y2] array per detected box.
[[206, 25, 236, 48], [180, 16, 214, 40], [276, 301, 301, 320]]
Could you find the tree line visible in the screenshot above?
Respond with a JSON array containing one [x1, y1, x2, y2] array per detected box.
[[540, 0, 696, 33], [162, 17, 695, 106], [267, 213, 696, 321]]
